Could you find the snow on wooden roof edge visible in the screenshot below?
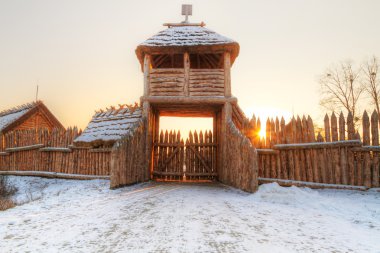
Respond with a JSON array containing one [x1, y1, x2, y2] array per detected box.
[[0, 101, 40, 132], [74, 104, 143, 147]]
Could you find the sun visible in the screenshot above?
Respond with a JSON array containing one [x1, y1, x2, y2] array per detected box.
[[258, 127, 266, 139]]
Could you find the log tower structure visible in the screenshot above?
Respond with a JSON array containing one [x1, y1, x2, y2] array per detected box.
[[133, 7, 257, 191]]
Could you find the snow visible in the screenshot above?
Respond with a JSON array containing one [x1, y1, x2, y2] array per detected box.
[[1, 177, 380, 252], [259, 177, 368, 190], [140, 26, 236, 47], [0, 108, 29, 131], [74, 108, 142, 143]]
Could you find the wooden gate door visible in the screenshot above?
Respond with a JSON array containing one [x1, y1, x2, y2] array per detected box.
[[153, 130, 185, 180], [153, 130, 217, 181], [185, 130, 217, 180]]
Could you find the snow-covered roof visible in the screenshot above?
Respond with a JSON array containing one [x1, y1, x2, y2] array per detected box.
[[140, 26, 236, 47], [74, 105, 142, 147], [136, 25, 240, 68], [0, 102, 38, 132]]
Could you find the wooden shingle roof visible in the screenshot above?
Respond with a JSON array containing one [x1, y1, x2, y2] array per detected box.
[[140, 26, 236, 47], [0, 101, 64, 133], [74, 104, 142, 147], [136, 25, 240, 68]]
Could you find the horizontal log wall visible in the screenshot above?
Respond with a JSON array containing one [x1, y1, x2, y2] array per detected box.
[[149, 68, 225, 97], [110, 120, 148, 188], [0, 128, 110, 176], [247, 110, 380, 188], [149, 68, 185, 96], [219, 121, 258, 193], [189, 69, 224, 96]]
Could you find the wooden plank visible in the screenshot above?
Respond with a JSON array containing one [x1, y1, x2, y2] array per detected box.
[[5, 144, 44, 152], [224, 52, 231, 97], [184, 52, 190, 96], [274, 140, 362, 149], [189, 91, 224, 96], [150, 68, 184, 74], [258, 177, 368, 190], [144, 54, 151, 96]]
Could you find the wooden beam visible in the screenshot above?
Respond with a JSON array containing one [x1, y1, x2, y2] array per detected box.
[[258, 178, 368, 191], [184, 52, 190, 96], [141, 96, 237, 105], [274, 140, 362, 150], [143, 54, 151, 96], [224, 52, 231, 97]]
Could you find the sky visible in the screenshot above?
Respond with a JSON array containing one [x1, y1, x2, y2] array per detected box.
[[0, 0, 379, 133]]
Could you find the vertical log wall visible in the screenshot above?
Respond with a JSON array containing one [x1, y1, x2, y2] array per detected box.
[[110, 120, 149, 188], [219, 120, 258, 193]]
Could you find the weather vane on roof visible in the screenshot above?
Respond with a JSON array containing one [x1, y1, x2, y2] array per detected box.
[[181, 4, 192, 23], [163, 4, 205, 28]]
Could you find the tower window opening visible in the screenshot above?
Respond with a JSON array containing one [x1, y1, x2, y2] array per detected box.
[[151, 54, 184, 69], [190, 53, 223, 69]]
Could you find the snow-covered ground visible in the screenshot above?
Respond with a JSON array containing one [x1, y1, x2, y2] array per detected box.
[[1, 176, 379, 253]]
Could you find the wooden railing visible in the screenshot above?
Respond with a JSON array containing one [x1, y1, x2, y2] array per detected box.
[[149, 69, 185, 96], [189, 69, 224, 96], [148, 68, 225, 97]]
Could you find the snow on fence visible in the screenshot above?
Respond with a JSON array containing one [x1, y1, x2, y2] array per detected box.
[[246, 111, 380, 188], [218, 120, 258, 193], [110, 120, 149, 188], [0, 128, 111, 176]]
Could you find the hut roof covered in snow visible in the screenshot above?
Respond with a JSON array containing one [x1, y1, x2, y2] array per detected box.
[[74, 104, 142, 148], [136, 25, 240, 67], [0, 101, 64, 133]]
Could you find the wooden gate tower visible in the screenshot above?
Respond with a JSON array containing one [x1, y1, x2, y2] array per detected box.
[[129, 7, 258, 191], [136, 12, 240, 180]]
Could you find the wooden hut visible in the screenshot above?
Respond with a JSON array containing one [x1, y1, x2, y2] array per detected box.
[[0, 101, 64, 135], [74, 104, 142, 148]]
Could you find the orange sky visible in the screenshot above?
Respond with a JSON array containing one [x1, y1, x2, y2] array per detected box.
[[0, 1, 379, 133]]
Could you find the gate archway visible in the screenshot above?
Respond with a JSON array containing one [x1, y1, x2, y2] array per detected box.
[[153, 130, 217, 181]]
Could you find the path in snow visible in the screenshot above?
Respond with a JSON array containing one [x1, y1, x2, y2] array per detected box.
[[0, 176, 380, 253]]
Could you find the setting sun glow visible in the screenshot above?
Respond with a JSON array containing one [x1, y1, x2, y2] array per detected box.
[[258, 128, 266, 139]]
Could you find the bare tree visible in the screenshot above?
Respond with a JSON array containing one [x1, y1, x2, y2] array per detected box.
[[319, 61, 364, 125], [362, 56, 380, 113]]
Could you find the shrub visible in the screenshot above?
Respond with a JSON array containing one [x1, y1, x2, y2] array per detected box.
[[0, 176, 17, 211]]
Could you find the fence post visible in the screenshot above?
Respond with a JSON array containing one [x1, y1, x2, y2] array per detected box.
[[324, 114, 331, 142], [363, 111, 371, 187], [346, 112, 356, 185], [339, 112, 348, 184], [371, 110, 379, 187]]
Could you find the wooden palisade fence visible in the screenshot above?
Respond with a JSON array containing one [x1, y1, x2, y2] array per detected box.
[[0, 128, 111, 176], [219, 120, 258, 192], [110, 120, 149, 188], [246, 110, 380, 188]]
